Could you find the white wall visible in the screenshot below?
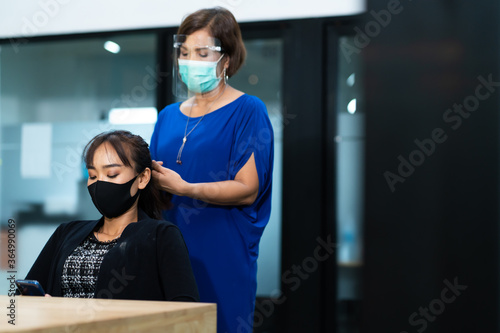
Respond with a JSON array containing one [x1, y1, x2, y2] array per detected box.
[[0, 0, 365, 39]]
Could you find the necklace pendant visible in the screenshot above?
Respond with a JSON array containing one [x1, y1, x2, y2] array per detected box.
[[177, 86, 225, 167]]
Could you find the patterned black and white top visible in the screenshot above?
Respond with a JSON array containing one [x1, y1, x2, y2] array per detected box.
[[61, 233, 118, 298]]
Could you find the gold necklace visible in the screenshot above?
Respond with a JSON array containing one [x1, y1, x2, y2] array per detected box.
[[176, 84, 227, 165], [95, 226, 122, 242]]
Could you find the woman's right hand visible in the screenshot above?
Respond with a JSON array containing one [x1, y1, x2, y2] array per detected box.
[[151, 160, 190, 196]]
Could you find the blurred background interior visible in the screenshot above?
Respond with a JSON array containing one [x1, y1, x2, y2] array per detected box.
[[0, 0, 499, 332]]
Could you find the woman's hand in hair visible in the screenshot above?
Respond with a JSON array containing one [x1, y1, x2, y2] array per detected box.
[[152, 157, 259, 206], [151, 161, 190, 196]]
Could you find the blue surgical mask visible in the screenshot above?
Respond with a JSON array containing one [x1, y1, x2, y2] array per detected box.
[[178, 55, 224, 93]]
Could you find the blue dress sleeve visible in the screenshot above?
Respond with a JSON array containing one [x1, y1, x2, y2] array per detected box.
[[229, 96, 274, 196]]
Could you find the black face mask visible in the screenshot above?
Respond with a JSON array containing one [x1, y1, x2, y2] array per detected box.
[[87, 175, 140, 218]]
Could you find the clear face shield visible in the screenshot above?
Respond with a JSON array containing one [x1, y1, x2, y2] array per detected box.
[[172, 34, 225, 100]]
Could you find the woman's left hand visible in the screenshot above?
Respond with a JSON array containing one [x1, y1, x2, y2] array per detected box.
[[151, 161, 189, 196]]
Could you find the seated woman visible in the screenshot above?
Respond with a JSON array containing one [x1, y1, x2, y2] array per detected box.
[[25, 130, 199, 301]]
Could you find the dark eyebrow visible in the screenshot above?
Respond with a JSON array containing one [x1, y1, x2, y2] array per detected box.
[[103, 163, 123, 168], [87, 163, 123, 170]]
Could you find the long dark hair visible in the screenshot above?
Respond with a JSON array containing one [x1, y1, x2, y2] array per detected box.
[[82, 130, 170, 220]]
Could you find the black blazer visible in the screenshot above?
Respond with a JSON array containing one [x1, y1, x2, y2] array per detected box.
[[26, 210, 199, 302]]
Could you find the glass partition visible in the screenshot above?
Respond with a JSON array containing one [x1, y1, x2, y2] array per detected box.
[[335, 35, 364, 332], [230, 38, 283, 297], [0, 32, 284, 313], [0, 33, 157, 292]]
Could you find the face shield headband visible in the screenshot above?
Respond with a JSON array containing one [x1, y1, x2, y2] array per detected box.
[[172, 34, 224, 99]]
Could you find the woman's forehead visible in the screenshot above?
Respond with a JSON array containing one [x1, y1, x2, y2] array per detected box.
[[186, 29, 212, 41], [175, 32, 220, 48], [93, 143, 122, 165]]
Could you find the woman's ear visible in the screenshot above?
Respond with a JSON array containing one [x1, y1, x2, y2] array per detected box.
[[138, 168, 151, 189], [221, 56, 230, 80]]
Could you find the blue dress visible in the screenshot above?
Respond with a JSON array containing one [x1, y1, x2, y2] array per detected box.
[[150, 94, 274, 333]]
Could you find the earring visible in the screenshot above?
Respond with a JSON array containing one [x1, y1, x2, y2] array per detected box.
[[224, 68, 228, 85]]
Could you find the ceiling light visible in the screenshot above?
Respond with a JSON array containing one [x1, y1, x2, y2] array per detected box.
[[109, 107, 157, 124], [104, 41, 120, 54], [347, 99, 356, 114], [347, 73, 355, 87]]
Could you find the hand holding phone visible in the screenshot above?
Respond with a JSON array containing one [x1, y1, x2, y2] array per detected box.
[[15, 279, 46, 296]]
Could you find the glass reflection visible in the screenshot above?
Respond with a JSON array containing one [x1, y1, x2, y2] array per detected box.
[[0, 34, 157, 292]]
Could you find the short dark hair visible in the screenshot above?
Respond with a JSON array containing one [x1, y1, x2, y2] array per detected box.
[[82, 130, 170, 220], [178, 7, 246, 78]]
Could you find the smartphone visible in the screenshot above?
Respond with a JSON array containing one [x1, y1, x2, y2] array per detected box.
[[15, 279, 46, 296]]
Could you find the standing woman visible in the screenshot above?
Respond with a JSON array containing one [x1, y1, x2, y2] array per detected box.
[[150, 7, 274, 333]]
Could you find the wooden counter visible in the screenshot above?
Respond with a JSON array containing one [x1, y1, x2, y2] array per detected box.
[[0, 295, 216, 332]]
